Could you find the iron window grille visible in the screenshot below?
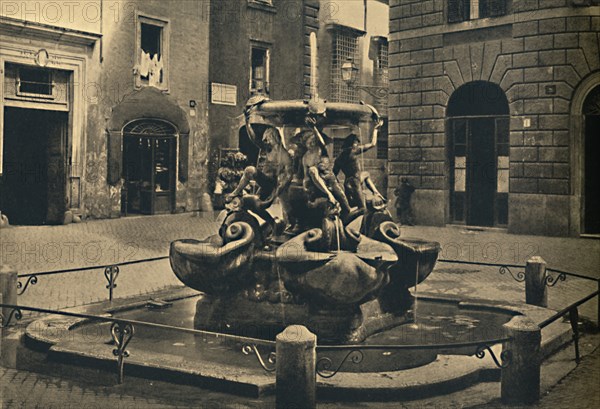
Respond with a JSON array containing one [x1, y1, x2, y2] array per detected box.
[[448, 0, 509, 23], [16, 66, 56, 99], [373, 37, 389, 113], [331, 29, 360, 103], [376, 119, 389, 160]]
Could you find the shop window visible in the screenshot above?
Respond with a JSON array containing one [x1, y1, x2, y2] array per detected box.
[[448, 0, 509, 23], [250, 46, 270, 95], [136, 15, 169, 89], [122, 120, 177, 215]]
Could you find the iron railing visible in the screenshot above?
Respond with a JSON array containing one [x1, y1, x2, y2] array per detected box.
[[16, 256, 170, 299], [315, 338, 512, 378], [538, 289, 600, 363], [4, 256, 599, 381], [0, 302, 275, 384]]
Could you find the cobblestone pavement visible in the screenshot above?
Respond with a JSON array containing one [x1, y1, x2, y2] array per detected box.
[[2, 211, 597, 320], [534, 345, 599, 409], [1, 211, 599, 408], [0, 337, 597, 409], [402, 225, 599, 323], [1, 212, 221, 310], [0, 364, 271, 409], [469, 343, 600, 409]]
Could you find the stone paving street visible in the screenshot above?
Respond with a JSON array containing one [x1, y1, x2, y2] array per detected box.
[[1, 212, 220, 311], [406, 225, 600, 323], [1, 211, 598, 318], [1, 211, 599, 408]]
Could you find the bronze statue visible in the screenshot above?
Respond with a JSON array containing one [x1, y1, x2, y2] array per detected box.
[[226, 106, 293, 234], [170, 97, 442, 344], [333, 117, 386, 211], [301, 116, 353, 222]]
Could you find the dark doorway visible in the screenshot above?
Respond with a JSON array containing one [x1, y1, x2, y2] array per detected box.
[[238, 125, 262, 165], [447, 81, 509, 227], [468, 118, 497, 226], [122, 120, 177, 215], [1, 107, 68, 225], [583, 86, 600, 234]]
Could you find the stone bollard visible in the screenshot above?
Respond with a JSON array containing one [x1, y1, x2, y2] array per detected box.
[[201, 192, 214, 213], [276, 325, 317, 409], [0, 266, 17, 326], [525, 256, 547, 307], [501, 316, 542, 405]]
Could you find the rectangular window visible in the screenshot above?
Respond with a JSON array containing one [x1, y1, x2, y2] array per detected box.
[[250, 46, 270, 95], [374, 38, 389, 86], [141, 23, 161, 58], [448, 0, 508, 23], [374, 38, 390, 111], [377, 119, 389, 160], [17, 66, 54, 98], [136, 15, 169, 89], [331, 29, 360, 103], [448, 0, 470, 23], [481, 0, 508, 18]]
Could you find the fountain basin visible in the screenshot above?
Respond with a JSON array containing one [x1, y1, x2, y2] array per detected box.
[[24, 288, 572, 399], [169, 217, 445, 343]]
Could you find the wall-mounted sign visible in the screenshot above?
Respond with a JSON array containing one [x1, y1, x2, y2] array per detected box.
[[211, 83, 237, 106]]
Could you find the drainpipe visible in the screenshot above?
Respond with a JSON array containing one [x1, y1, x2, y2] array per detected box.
[[100, 0, 104, 63], [364, 0, 368, 32]]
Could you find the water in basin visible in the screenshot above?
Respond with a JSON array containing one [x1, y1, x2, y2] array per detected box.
[[68, 295, 515, 373]]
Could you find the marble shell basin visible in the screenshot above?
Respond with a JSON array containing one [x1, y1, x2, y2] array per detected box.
[[274, 228, 397, 305]]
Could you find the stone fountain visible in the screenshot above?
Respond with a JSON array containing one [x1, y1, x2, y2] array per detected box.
[[170, 97, 442, 344]]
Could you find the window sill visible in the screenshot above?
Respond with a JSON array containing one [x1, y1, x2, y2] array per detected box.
[[247, 1, 276, 14], [135, 77, 170, 94], [446, 13, 514, 29], [447, 14, 511, 26], [135, 83, 170, 95]]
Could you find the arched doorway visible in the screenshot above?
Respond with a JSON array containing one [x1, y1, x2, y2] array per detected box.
[[447, 81, 509, 227], [122, 119, 178, 215], [583, 86, 600, 233]]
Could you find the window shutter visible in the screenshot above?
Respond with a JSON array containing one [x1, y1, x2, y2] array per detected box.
[[107, 130, 123, 186], [178, 132, 189, 183]]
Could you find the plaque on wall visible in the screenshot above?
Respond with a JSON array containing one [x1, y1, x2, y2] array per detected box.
[[211, 83, 237, 106]]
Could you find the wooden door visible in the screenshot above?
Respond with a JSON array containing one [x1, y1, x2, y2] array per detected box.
[[46, 112, 68, 224]]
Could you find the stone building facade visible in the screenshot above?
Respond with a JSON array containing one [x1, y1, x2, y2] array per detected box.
[[207, 0, 319, 197], [1, 1, 210, 223], [389, 0, 600, 236], [316, 0, 391, 192], [208, 0, 319, 148], [207, 0, 392, 197]]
